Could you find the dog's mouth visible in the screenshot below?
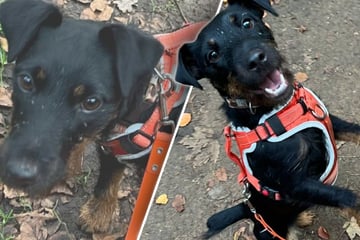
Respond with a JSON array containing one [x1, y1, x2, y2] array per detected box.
[[251, 70, 288, 98]]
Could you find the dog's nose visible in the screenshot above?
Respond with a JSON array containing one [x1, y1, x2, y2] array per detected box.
[[6, 159, 39, 185], [248, 49, 267, 71]]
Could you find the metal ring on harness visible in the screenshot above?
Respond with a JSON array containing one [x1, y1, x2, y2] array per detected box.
[[105, 123, 153, 161], [310, 103, 327, 120]]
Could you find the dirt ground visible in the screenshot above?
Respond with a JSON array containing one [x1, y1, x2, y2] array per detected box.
[[0, 0, 359, 240]]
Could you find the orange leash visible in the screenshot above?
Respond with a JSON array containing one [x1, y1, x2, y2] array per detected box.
[[125, 131, 172, 240], [254, 213, 286, 240], [246, 200, 286, 240]]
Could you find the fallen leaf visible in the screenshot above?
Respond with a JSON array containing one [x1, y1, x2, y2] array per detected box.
[[233, 219, 256, 240], [0, 36, 8, 52], [215, 167, 228, 182], [172, 194, 186, 212], [206, 178, 216, 189], [15, 207, 56, 221], [3, 185, 27, 199], [155, 194, 168, 205], [317, 226, 330, 239], [294, 72, 308, 82], [296, 25, 307, 33], [113, 0, 138, 13], [90, 0, 108, 12], [179, 112, 192, 127], [50, 184, 73, 196], [343, 217, 360, 240], [80, 6, 114, 21], [0, 87, 12, 107]]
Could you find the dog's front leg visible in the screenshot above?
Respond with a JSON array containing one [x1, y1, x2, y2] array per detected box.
[[79, 147, 125, 233], [287, 178, 359, 209]]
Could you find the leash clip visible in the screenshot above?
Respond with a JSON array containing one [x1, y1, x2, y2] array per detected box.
[[241, 182, 252, 200], [153, 67, 176, 133]]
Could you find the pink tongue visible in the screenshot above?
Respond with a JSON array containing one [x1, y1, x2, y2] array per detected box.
[[259, 70, 281, 90]]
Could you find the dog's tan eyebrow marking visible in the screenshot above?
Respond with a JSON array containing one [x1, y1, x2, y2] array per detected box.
[[208, 38, 216, 46], [73, 84, 85, 97], [36, 68, 46, 81]]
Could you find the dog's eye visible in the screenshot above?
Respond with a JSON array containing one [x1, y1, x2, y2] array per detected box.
[[17, 74, 35, 92], [81, 97, 102, 112], [207, 50, 220, 63], [242, 18, 254, 29]]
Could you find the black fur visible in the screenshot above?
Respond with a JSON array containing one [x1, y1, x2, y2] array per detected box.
[[176, 0, 360, 239], [0, 0, 163, 233]]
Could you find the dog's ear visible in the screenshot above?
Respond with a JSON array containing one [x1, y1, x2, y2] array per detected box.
[[228, 0, 278, 16], [0, 0, 62, 62], [99, 24, 164, 98], [175, 43, 203, 89]]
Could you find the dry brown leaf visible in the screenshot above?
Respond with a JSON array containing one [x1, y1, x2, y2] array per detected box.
[[343, 217, 360, 240], [179, 113, 192, 127], [215, 167, 228, 182], [114, 0, 138, 13], [296, 25, 307, 33], [172, 194, 186, 212], [80, 6, 113, 21], [155, 194, 168, 205], [294, 72, 309, 82], [15, 207, 56, 221], [0, 36, 8, 52], [317, 226, 330, 239], [15, 209, 55, 240], [15, 222, 39, 240], [206, 178, 216, 189], [3, 185, 27, 199], [0, 87, 13, 107], [50, 184, 73, 196], [40, 198, 55, 208], [90, 0, 107, 12], [233, 219, 256, 240]]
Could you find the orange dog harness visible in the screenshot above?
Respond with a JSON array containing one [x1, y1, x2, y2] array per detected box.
[[225, 82, 338, 200]]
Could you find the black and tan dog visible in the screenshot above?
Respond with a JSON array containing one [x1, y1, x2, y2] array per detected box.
[[0, 0, 166, 233], [176, 0, 360, 239]]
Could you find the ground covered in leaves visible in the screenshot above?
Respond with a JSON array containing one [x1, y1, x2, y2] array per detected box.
[[0, 0, 360, 240]]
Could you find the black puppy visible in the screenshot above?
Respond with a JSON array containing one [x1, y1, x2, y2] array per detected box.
[[176, 0, 360, 239], [0, 0, 164, 233]]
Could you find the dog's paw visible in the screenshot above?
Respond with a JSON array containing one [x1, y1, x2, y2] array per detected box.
[[79, 195, 118, 233], [295, 210, 315, 228]]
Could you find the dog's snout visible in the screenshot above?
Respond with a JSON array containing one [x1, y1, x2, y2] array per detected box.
[[248, 49, 267, 71], [6, 159, 39, 185]]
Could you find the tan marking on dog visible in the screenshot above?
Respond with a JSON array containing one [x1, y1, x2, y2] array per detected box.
[[79, 165, 125, 232], [73, 84, 86, 97], [335, 132, 360, 145], [66, 139, 90, 177], [296, 210, 315, 227], [36, 68, 46, 81]]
